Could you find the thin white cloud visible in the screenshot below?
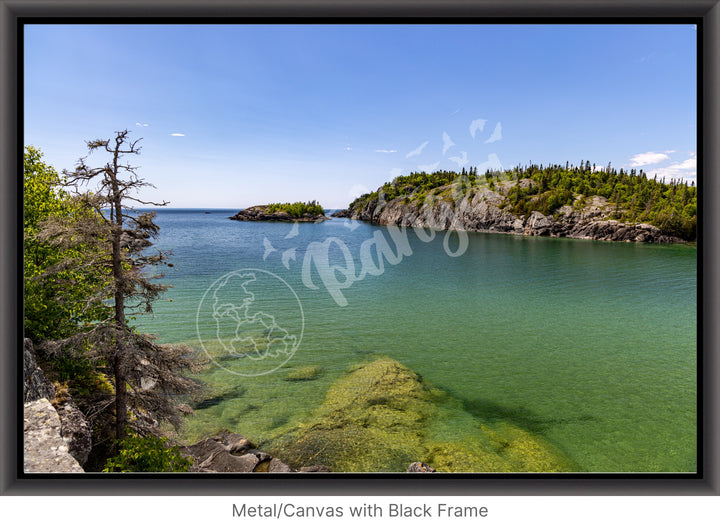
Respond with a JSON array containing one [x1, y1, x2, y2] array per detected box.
[[375, 149, 397, 153], [469, 118, 487, 139], [418, 161, 440, 173], [651, 156, 697, 182], [348, 184, 371, 200], [406, 141, 429, 158], [449, 151, 468, 167], [629, 151, 670, 167], [170, 133, 185, 137], [442, 132, 455, 155], [135, 122, 149, 127], [485, 122, 502, 144], [344, 146, 352, 151]]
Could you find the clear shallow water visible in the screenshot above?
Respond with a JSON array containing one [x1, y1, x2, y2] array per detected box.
[[136, 209, 697, 472]]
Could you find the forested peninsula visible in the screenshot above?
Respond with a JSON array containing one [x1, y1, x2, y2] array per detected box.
[[339, 163, 696, 243], [230, 201, 328, 222]]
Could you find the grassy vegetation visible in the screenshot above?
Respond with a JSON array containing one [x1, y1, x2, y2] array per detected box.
[[266, 200, 325, 218]]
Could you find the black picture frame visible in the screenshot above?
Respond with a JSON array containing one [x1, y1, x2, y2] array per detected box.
[[2, 0, 717, 496]]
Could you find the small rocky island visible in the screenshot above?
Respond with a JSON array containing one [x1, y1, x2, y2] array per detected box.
[[230, 201, 329, 222]]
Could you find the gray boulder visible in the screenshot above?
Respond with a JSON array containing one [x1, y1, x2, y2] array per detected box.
[[407, 461, 436, 473], [54, 395, 93, 466], [24, 338, 92, 466], [24, 399, 84, 473], [268, 458, 295, 472], [184, 431, 265, 472], [23, 338, 55, 403]]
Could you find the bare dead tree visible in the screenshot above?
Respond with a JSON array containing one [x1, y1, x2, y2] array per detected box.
[[39, 130, 200, 441]]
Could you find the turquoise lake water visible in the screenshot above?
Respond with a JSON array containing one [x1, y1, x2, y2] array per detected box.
[[135, 209, 697, 472]]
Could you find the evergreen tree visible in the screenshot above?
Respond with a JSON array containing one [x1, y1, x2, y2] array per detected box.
[[37, 130, 200, 441]]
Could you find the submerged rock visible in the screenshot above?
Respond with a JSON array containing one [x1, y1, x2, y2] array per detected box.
[[266, 356, 577, 473], [284, 365, 324, 381]]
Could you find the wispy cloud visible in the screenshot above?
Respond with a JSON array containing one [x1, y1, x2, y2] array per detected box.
[[485, 122, 502, 144], [170, 133, 185, 137], [348, 183, 371, 200], [135, 122, 149, 127], [442, 132, 455, 155], [469, 118, 487, 139], [406, 141, 429, 158], [650, 155, 697, 182], [418, 161, 440, 173], [344, 146, 352, 151], [629, 151, 670, 167], [375, 149, 397, 153]]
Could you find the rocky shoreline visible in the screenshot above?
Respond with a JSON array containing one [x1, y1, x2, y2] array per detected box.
[[344, 185, 686, 244], [23, 338, 439, 473], [24, 339, 574, 473], [230, 205, 329, 222]]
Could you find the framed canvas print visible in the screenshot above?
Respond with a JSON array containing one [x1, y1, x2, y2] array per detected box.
[[2, 0, 718, 498]]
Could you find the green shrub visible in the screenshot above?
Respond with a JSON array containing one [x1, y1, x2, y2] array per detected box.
[[103, 431, 192, 472], [266, 201, 324, 217]]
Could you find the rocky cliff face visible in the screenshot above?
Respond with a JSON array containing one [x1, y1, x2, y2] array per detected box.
[[23, 338, 56, 403], [347, 187, 684, 244], [23, 339, 93, 469], [24, 399, 85, 473]]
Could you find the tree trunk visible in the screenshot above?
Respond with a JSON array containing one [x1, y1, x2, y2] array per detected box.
[[110, 143, 128, 441]]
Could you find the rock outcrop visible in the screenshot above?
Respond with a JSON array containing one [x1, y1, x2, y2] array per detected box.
[[348, 187, 684, 244], [23, 338, 93, 467], [24, 399, 84, 473], [23, 338, 55, 403], [407, 461, 436, 473], [181, 430, 327, 473], [52, 392, 93, 466], [230, 205, 329, 222]]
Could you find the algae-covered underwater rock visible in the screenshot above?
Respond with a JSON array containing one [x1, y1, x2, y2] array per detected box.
[[266, 356, 577, 473], [284, 365, 324, 382]]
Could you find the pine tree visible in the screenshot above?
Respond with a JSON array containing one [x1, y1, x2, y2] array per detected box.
[[38, 130, 200, 441]]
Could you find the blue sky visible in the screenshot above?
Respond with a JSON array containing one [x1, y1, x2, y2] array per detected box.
[[24, 24, 697, 209]]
